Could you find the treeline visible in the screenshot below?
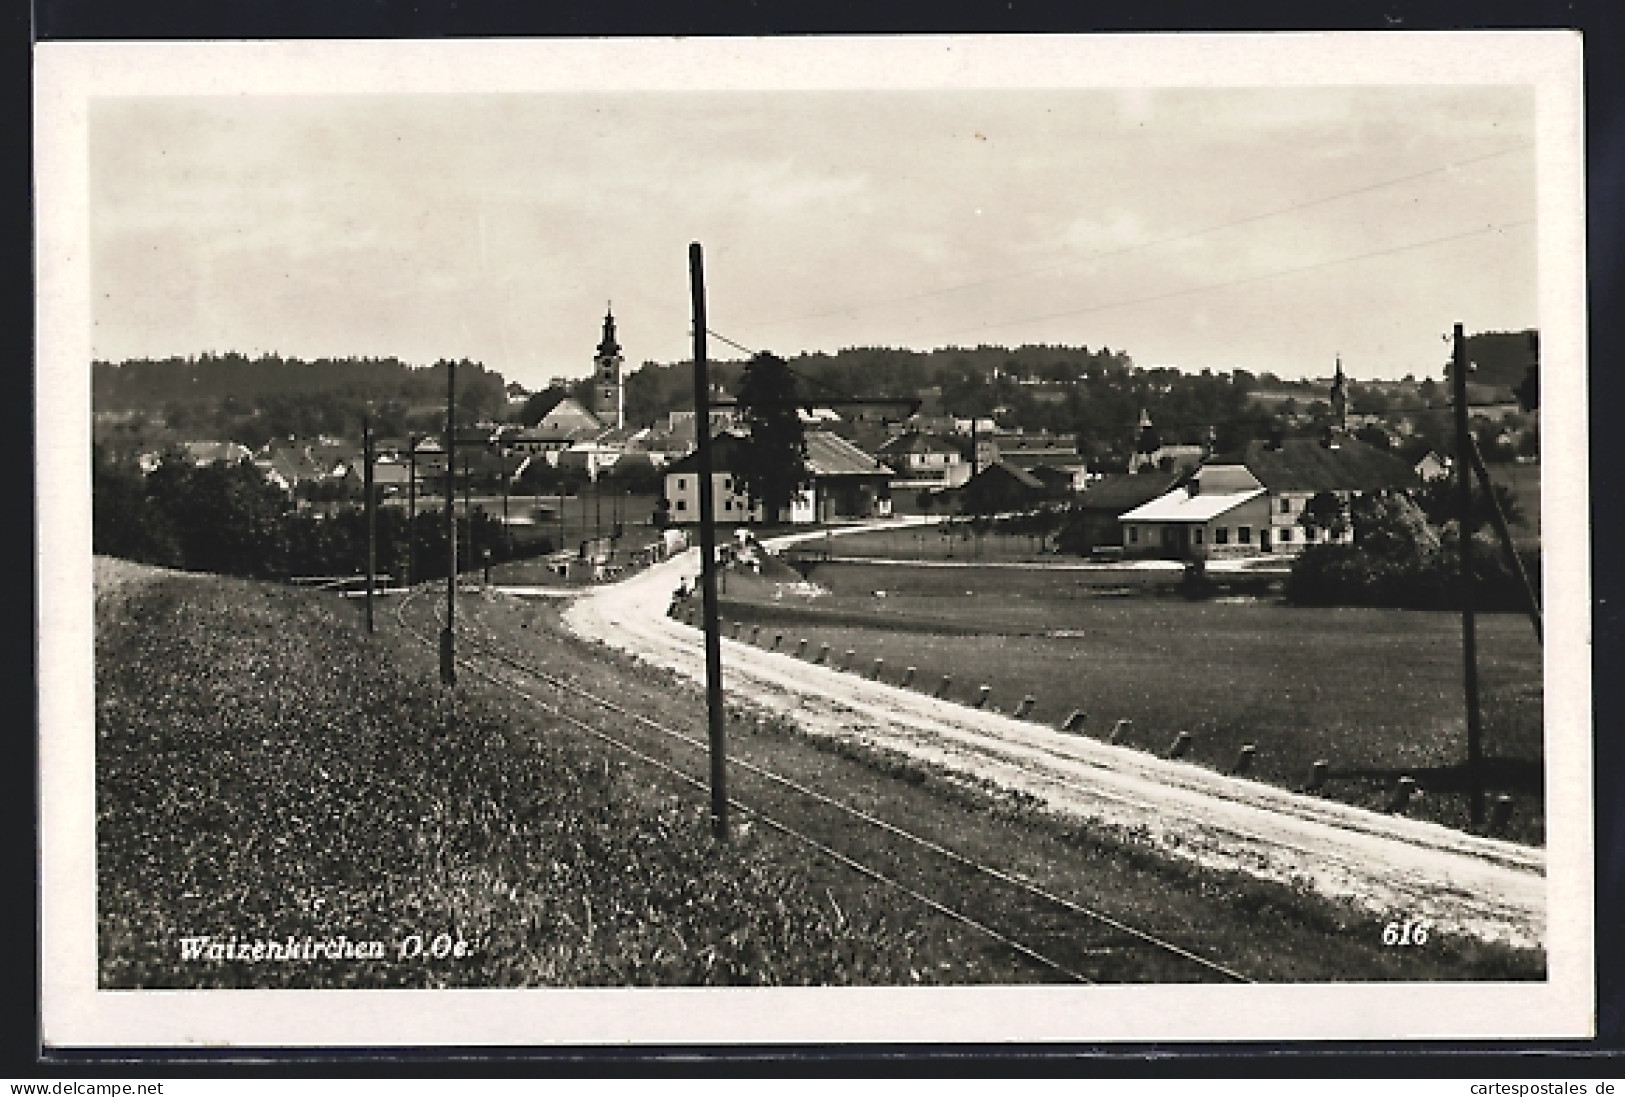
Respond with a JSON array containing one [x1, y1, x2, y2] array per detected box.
[[94, 354, 510, 452], [93, 447, 544, 582], [1457, 331, 1540, 390], [624, 343, 1280, 463], [624, 344, 1137, 429], [1283, 486, 1539, 612]]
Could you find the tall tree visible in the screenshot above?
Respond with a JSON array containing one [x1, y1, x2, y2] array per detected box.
[[734, 352, 808, 522]]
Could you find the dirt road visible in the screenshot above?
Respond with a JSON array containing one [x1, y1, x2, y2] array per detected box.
[[563, 533, 1546, 950]]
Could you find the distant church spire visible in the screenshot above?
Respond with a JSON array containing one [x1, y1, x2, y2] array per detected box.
[[592, 304, 625, 430], [1329, 354, 1349, 433], [598, 303, 621, 360], [1129, 408, 1162, 473]]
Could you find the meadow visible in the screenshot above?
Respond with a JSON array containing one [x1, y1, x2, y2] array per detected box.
[[91, 561, 1543, 986], [716, 559, 1545, 844], [793, 522, 1063, 564], [95, 569, 936, 988]]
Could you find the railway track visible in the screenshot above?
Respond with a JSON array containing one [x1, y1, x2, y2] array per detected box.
[[395, 584, 1254, 986]]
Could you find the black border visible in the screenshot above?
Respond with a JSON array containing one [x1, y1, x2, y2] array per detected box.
[[19, 0, 1625, 1078]]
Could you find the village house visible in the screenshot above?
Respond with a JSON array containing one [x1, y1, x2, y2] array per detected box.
[[1118, 465, 1270, 560], [1066, 470, 1190, 556], [1414, 450, 1450, 482], [991, 429, 1080, 474], [662, 430, 894, 526], [139, 440, 255, 475], [1120, 435, 1417, 559], [875, 431, 971, 493], [956, 460, 1050, 514]]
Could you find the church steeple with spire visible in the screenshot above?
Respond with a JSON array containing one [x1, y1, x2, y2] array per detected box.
[[1329, 354, 1349, 434], [592, 303, 625, 429]]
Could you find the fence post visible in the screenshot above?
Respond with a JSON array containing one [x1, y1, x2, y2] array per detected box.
[[974, 685, 992, 709], [902, 666, 916, 688], [1489, 794, 1515, 835], [841, 649, 855, 671], [1167, 731, 1193, 759], [870, 658, 884, 680], [1014, 694, 1036, 719], [1306, 759, 1329, 793], [1109, 718, 1131, 744], [934, 674, 953, 699], [1386, 776, 1418, 814], [1229, 744, 1256, 776]]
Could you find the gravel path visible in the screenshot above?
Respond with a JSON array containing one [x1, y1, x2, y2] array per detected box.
[[562, 529, 1546, 950]]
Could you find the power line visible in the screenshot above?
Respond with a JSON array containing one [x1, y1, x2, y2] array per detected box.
[[740, 143, 1535, 334], [702, 327, 759, 358], [703, 326, 875, 406], [913, 218, 1535, 345]]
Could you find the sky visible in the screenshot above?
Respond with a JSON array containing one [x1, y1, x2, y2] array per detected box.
[[89, 85, 1537, 387]]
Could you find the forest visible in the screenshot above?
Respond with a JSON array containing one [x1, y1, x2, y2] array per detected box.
[[92, 331, 1535, 472]]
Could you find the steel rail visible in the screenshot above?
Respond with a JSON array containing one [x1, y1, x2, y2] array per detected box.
[[395, 586, 1253, 984]]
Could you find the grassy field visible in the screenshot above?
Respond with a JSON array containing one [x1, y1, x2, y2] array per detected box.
[[94, 561, 1541, 986], [715, 559, 1545, 844], [798, 523, 1060, 564], [461, 592, 1541, 982], [96, 568, 943, 988]]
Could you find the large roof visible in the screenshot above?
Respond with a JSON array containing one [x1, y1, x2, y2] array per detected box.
[[967, 460, 1044, 491], [664, 430, 892, 479], [1192, 464, 1264, 494], [1214, 437, 1419, 494], [875, 431, 961, 456], [182, 441, 252, 466], [1121, 487, 1266, 523], [803, 431, 894, 478], [1077, 470, 1187, 512]]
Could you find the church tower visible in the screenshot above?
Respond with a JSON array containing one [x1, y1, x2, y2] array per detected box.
[[1129, 408, 1161, 474], [592, 305, 625, 430], [1329, 355, 1350, 433]]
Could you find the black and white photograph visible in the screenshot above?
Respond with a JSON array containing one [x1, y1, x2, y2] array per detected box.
[[35, 33, 1591, 1046]]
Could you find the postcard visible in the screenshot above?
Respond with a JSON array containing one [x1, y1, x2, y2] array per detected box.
[[36, 32, 1591, 1047]]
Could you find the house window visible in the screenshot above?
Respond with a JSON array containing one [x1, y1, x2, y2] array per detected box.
[[1215, 527, 1229, 545], [677, 476, 687, 490], [1194, 528, 1204, 545], [1128, 526, 1139, 544], [676, 499, 687, 512], [1279, 527, 1293, 543], [1280, 497, 1292, 514], [724, 500, 732, 512], [1238, 526, 1252, 544], [1162, 527, 1176, 546], [1305, 526, 1317, 542], [722, 476, 732, 490]]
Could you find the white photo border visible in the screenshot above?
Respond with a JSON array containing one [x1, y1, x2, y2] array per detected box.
[[35, 32, 1592, 1047]]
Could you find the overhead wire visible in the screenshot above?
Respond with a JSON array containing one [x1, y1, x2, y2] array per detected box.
[[738, 142, 1536, 334], [910, 218, 1537, 345]]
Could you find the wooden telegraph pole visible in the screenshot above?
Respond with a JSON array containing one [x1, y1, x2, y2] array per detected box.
[[501, 447, 511, 558], [441, 361, 457, 686], [690, 241, 729, 842], [1453, 323, 1485, 824], [462, 451, 473, 575], [363, 416, 376, 634], [406, 433, 418, 588]]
